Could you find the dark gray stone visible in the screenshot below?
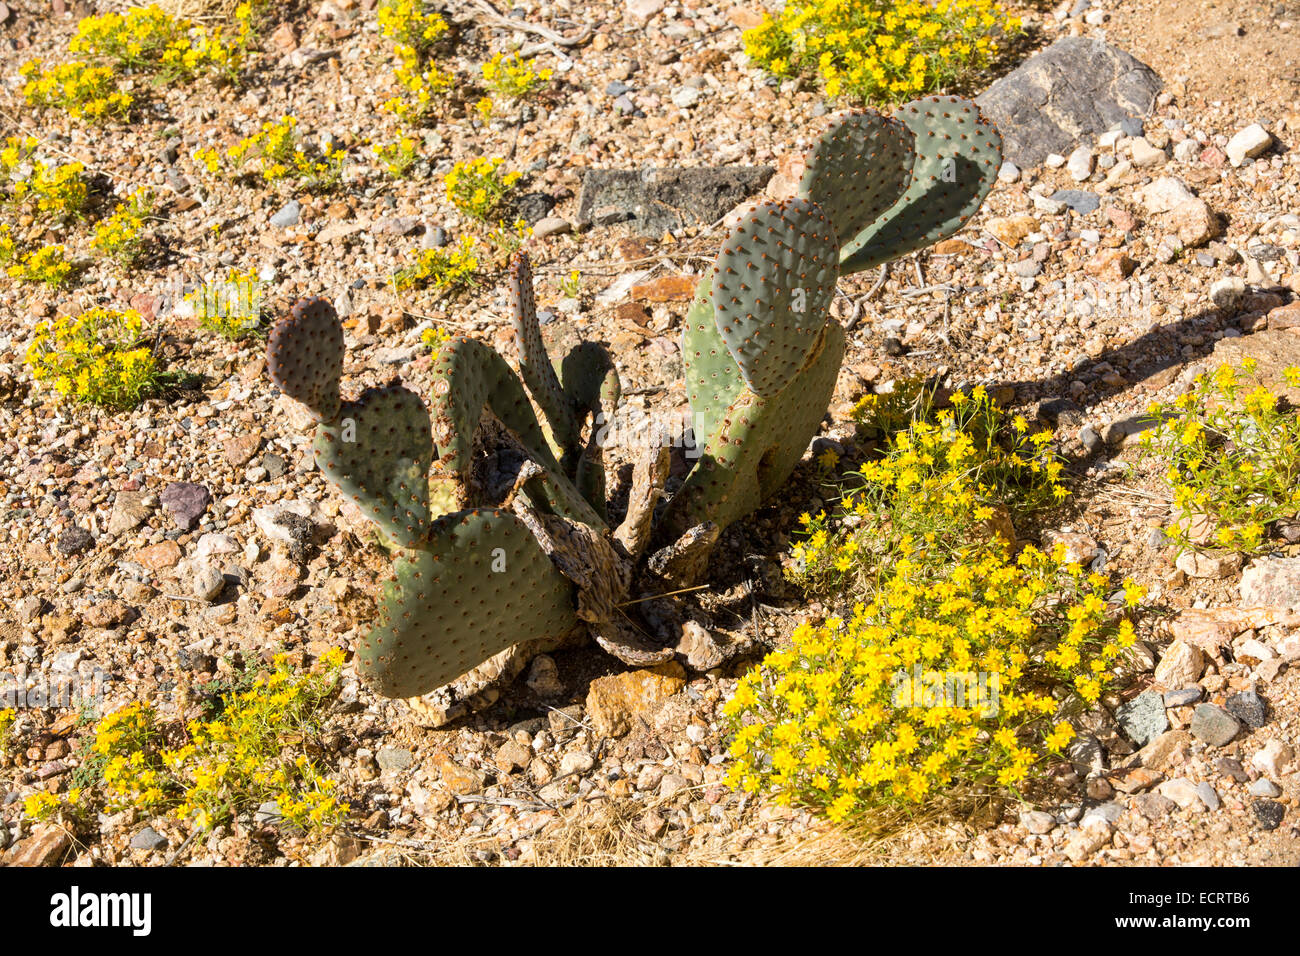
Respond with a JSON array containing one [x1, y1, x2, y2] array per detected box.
[[512, 191, 557, 225], [975, 37, 1162, 167], [1051, 189, 1100, 214], [1190, 703, 1240, 747], [1225, 689, 1267, 729], [130, 826, 168, 851], [1163, 687, 1202, 707], [57, 526, 94, 556], [1251, 799, 1285, 830], [262, 452, 286, 480], [1117, 690, 1168, 747], [159, 482, 210, 531], [577, 165, 775, 236]]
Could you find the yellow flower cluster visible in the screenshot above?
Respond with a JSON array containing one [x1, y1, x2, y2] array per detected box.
[[91, 188, 152, 267], [7, 244, 74, 288], [373, 134, 421, 178], [23, 791, 63, 822], [0, 708, 15, 756], [480, 52, 553, 101], [444, 156, 521, 221], [559, 269, 582, 298], [19, 59, 133, 122], [2, 138, 90, 222], [743, 0, 1020, 104], [725, 383, 1143, 818], [67, 3, 255, 85], [1140, 360, 1300, 553], [420, 325, 453, 354], [186, 269, 262, 340], [26, 307, 160, 408], [377, 0, 457, 124], [75, 650, 348, 834], [377, 0, 449, 59], [219, 116, 346, 190], [393, 234, 481, 293], [385, 60, 457, 125]]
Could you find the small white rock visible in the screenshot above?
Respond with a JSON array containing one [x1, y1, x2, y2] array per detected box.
[[1067, 145, 1094, 181], [1130, 137, 1168, 167], [1226, 123, 1273, 166]]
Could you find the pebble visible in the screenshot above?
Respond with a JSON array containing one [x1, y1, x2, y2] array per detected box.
[[1117, 690, 1168, 746], [532, 216, 572, 239], [1190, 703, 1240, 747], [1050, 189, 1100, 214], [1225, 689, 1267, 729], [1172, 139, 1200, 163], [1162, 686, 1202, 707], [997, 161, 1020, 183], [1248, 778, 1282, 798], [159, 482, 211, 531], [56, 526, 94, 556], [1251, 740, 1294, 778], [1130, 137, 1167, 167], [376, 747, 412, 772], [190, 564, 225, 602], [270, 200, 301, 228], [1019, 810, 1056, 834], [1153, 639, 1204, 687], [671, 87, 701, 109], [129, 827, 168, 852], [1225, 123, 1273, 166], [1251, 799, 1285, 830], [1067, 145, 1094, 181]]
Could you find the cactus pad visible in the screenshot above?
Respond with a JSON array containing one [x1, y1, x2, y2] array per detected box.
[[358, 508, 579, 698], [682, 283, 746, 447], [664, 319, 845, 537], [510, 251, 580, 454], [266, 297, 344, 421], [838, 95, 1001, 275], [711, 197, 840, 397], [430, 336, 561, 483], [798, 109, 914, 252], [313, 384, 433, 547]]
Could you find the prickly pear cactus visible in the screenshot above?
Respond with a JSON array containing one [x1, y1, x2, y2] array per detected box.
[[267, 254, 664, 701], [267, 96, 1001, 705], [664, 94, 1000, 541]]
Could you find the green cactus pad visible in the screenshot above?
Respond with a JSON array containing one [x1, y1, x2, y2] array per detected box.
[[266, 297, 344, 421], [314, 384, 433, 547], [711, 197, 839, 397], [560, 341, 620, 518], [430, 336, 561, 482], [838, 95, 1001, 275], [664, 319, 845, 537], [357, 508, 578, 698], [510, 251, 580, 454], [682, 282, 745, 447], [797, 109, 914, 252]]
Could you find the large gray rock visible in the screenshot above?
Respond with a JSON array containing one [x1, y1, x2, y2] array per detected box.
[[976, 37, 1162, 168], [577, 166, 773, 236]]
